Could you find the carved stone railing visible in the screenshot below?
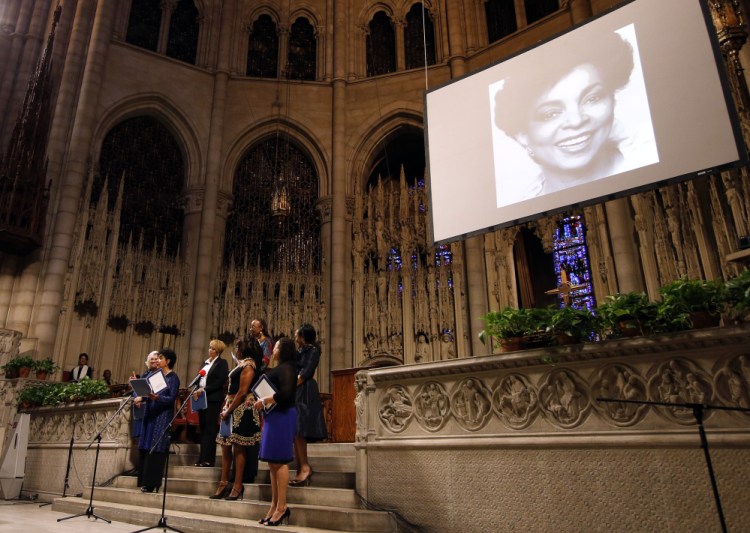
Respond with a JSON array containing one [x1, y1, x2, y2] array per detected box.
[[18, 398, 135, 501], [354, 325, 750, 533]]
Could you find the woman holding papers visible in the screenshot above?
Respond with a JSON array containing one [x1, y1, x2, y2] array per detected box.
[[211, 337, 264, 500], [290, 324, 328, 486], [254, 337, 297, 526], [193, 339, 229, 467], [137, 348, 180, 493]]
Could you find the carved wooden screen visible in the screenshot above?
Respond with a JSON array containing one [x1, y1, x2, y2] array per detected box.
[[215, 137, 323, 342]]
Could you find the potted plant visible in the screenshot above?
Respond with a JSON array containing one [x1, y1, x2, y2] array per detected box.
[[12, 355, 36, 379], [547, 305, 597, 345], [658, 277, 724, 329], [34, 357, 59, 380], [480, 307, 545, 352], [18, 384, 46, 409], [596, 292, 657, 338], [724, 269, 750, 322], [2, 358, 21, 379]]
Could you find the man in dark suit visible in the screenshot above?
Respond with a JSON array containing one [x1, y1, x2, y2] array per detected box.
[[192, 340, 229, 467], [68, 353, 94, 382]]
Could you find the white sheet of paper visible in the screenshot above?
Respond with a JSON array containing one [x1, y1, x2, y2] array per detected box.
[[147, 370, 168, 394]]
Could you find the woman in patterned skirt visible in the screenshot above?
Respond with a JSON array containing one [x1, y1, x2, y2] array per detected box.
[[210, 336, 264, 500]]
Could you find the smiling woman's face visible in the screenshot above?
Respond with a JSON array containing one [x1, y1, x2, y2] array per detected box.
[[517, 64, 615, 177]]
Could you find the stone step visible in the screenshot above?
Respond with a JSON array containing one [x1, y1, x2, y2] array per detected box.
[[52, 497, 386, 533], [169, 453, 355, 472], [159, 465, 355, 488], [113, 476, 360, 507], [173, 442, 355, 458], [58, 490, 398, 532]]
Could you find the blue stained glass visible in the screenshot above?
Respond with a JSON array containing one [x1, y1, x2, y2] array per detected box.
[[552, 216, 595, 310]]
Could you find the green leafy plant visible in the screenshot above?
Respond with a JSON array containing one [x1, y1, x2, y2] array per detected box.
[[724, 269, 750, 320], [547, 305, 597, 343], [659, 277, 724, 316], [34, 357, 59, 375], [17, 378, 108, 408], [596, 292, 657, 338], [480, 307, 538, 341]]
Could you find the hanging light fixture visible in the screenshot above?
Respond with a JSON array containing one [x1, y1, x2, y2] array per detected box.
[[269, 60, 292, 228]]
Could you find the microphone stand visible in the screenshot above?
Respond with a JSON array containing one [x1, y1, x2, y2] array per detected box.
[[40, 426, 81, 507], [597, 397, 750, 533], [57, 395, 133, 523], [132, 382, 199, 533]]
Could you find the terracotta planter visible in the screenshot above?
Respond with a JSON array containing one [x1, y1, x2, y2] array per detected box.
[[35, 371, 48, 381], [554, 333, 580, 346], [689, 311, 720, 329], [4, 368, 17, 379], [18, 366, 32, 378], [617, 321, 650, 338], [500, 337, 523, 352]]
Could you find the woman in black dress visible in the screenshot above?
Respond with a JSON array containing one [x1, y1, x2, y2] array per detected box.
[[211, 337, 263, 500], [254, 337, 297, 526], [290, 324, 328, 486], [137, 348, 180, 493]]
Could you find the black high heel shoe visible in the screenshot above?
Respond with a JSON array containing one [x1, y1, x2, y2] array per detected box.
[[289, 469, 314, 487], [266, 507, 290, 526], [224, 485, 244, 501], [209, 481, 229, 499]]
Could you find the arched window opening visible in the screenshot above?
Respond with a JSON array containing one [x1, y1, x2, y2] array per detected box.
[[247, 15, 279, 78], [223, 137, 320, 272], [287, 17, 316, 80], [166, 0, 200, 64], [95, 117, 185, 256], [366, 129, 425, 189], [125, 0, 161, 51], [485, 0, 517, 43], [524, 0, 559, 25], [553, 216, 596, 310], [514, 227, 557, 308], [405, 3, 436, 70], [367, 11, 396, 76]]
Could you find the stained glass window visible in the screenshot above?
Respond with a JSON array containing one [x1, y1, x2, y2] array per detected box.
[[224, 137, 320, 272], [287, 17, 316, 81], [247, 15, 279, 78], [552, 216, 595, 310], [485, 0, 517, 43], [524, 0, 559, 25], [166, 0, 199, 64], [95, 117, 185, 256], [125, 0, 161, 51], [366, 11, 396, 76], [405, 3, 436, 70]]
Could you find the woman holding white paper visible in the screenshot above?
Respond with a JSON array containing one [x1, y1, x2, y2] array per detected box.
[[137, 348, 180, 493], [211, 337, 264, 500], [254, 337, 297, 526]]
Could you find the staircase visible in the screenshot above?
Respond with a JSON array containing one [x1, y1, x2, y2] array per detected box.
[[51, 443, 400, 532]]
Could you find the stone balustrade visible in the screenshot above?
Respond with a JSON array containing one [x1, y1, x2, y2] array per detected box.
[[355, 325, 750, 533]]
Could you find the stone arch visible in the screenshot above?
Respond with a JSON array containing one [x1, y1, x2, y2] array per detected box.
[[289, 4, 323, 28], [92, 93, 203, 191], [348, 107, 424, 194], [222, 118, 329, 197], [242, 3, 282, 26], [357, 1, 398, 26], [394, 0, 437, 21]]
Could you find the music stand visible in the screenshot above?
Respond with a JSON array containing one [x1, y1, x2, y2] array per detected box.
[[597, 397, 750, 533], [132, 383, 199, 533], [57, 395, 134, 523]]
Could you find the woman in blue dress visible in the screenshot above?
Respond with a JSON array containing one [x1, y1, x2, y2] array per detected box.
[[137, 348, 180, 493], [254, 337, 297, 526]]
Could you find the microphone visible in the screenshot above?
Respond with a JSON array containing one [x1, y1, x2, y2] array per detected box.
[[188, 369, 206, 388]]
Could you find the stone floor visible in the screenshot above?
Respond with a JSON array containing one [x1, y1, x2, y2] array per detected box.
[[0, 500, 145, 532]]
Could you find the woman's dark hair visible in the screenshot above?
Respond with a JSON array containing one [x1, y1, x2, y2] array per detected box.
[[276, 337, 297, 366], [159, 348, 177, 369], [297, 323, 317, 345], [494, 30, 635, 137], [237, 335, 264, 370]]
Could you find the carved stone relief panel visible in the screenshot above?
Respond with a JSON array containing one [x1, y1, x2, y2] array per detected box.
[[378, 385, 413, 433], [713, 354, 750, 414], [539, 369, 590, 429], [492, 374, 539, 430], [591, 364, 648, 427], [647, 358, 714, 425], [450, 378, 492, 431], [414, 381, 450, 432]]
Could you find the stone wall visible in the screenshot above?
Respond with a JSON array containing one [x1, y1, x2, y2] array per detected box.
[[20, 398, 135, 501], [354, 326, 750, 532]]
